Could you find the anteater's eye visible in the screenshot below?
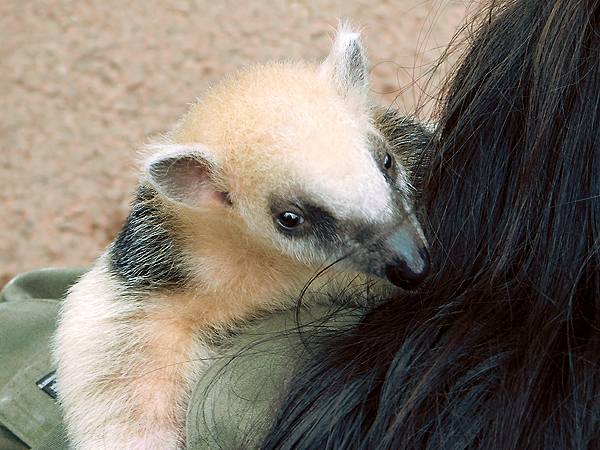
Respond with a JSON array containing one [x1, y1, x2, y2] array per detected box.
[[384, 153, 393, 170], [276, 211, 305, 230]]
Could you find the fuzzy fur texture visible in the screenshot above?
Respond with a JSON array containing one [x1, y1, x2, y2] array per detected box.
[[53, 24, 431, 450]]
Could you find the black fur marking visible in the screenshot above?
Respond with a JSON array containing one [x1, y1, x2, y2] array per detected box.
[[368, 132, 403, 188], [108, 186, 190, 290], [269, 193, 422, 280], [270, 196, 340, 247], [376, 110, 433, 188]]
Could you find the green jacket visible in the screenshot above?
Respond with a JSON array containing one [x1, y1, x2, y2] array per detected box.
[[0, 269, 361, 449]]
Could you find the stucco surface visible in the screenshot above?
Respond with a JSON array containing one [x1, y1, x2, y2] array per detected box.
[[0, 0, 468, 289]]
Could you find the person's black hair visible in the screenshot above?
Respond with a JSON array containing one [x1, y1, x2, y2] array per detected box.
[[260, 0, 600, 448]]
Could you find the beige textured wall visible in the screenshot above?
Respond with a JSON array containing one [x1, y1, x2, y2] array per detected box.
[[0, 0, 468, 289]]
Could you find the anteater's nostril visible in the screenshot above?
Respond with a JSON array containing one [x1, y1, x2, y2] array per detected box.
[[385, 247, 430, 290]]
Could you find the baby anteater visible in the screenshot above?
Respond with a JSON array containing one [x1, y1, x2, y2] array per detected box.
[[54, 24, 430, 450]]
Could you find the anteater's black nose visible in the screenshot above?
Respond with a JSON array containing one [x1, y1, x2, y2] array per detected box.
[[385, 246, 430, 290]]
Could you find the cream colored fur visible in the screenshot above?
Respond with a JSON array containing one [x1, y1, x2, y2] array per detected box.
[[54, 23, 428, 450]]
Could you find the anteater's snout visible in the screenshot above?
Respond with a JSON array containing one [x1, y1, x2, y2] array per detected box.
[[386, 246, 430, 290], [384, 224, 430, 290]]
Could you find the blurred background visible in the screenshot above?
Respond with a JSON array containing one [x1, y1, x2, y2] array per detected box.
[[0, 0, 468, 289]]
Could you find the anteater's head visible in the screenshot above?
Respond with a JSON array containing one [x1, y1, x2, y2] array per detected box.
[[141, 24, 429, 290]]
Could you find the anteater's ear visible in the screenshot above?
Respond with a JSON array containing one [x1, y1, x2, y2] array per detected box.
[[320, 21, 369, 101], [143, 143, 230, 208]]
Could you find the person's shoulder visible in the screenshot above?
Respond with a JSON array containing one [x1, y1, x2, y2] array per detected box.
[[186, 305, 363, 449]]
